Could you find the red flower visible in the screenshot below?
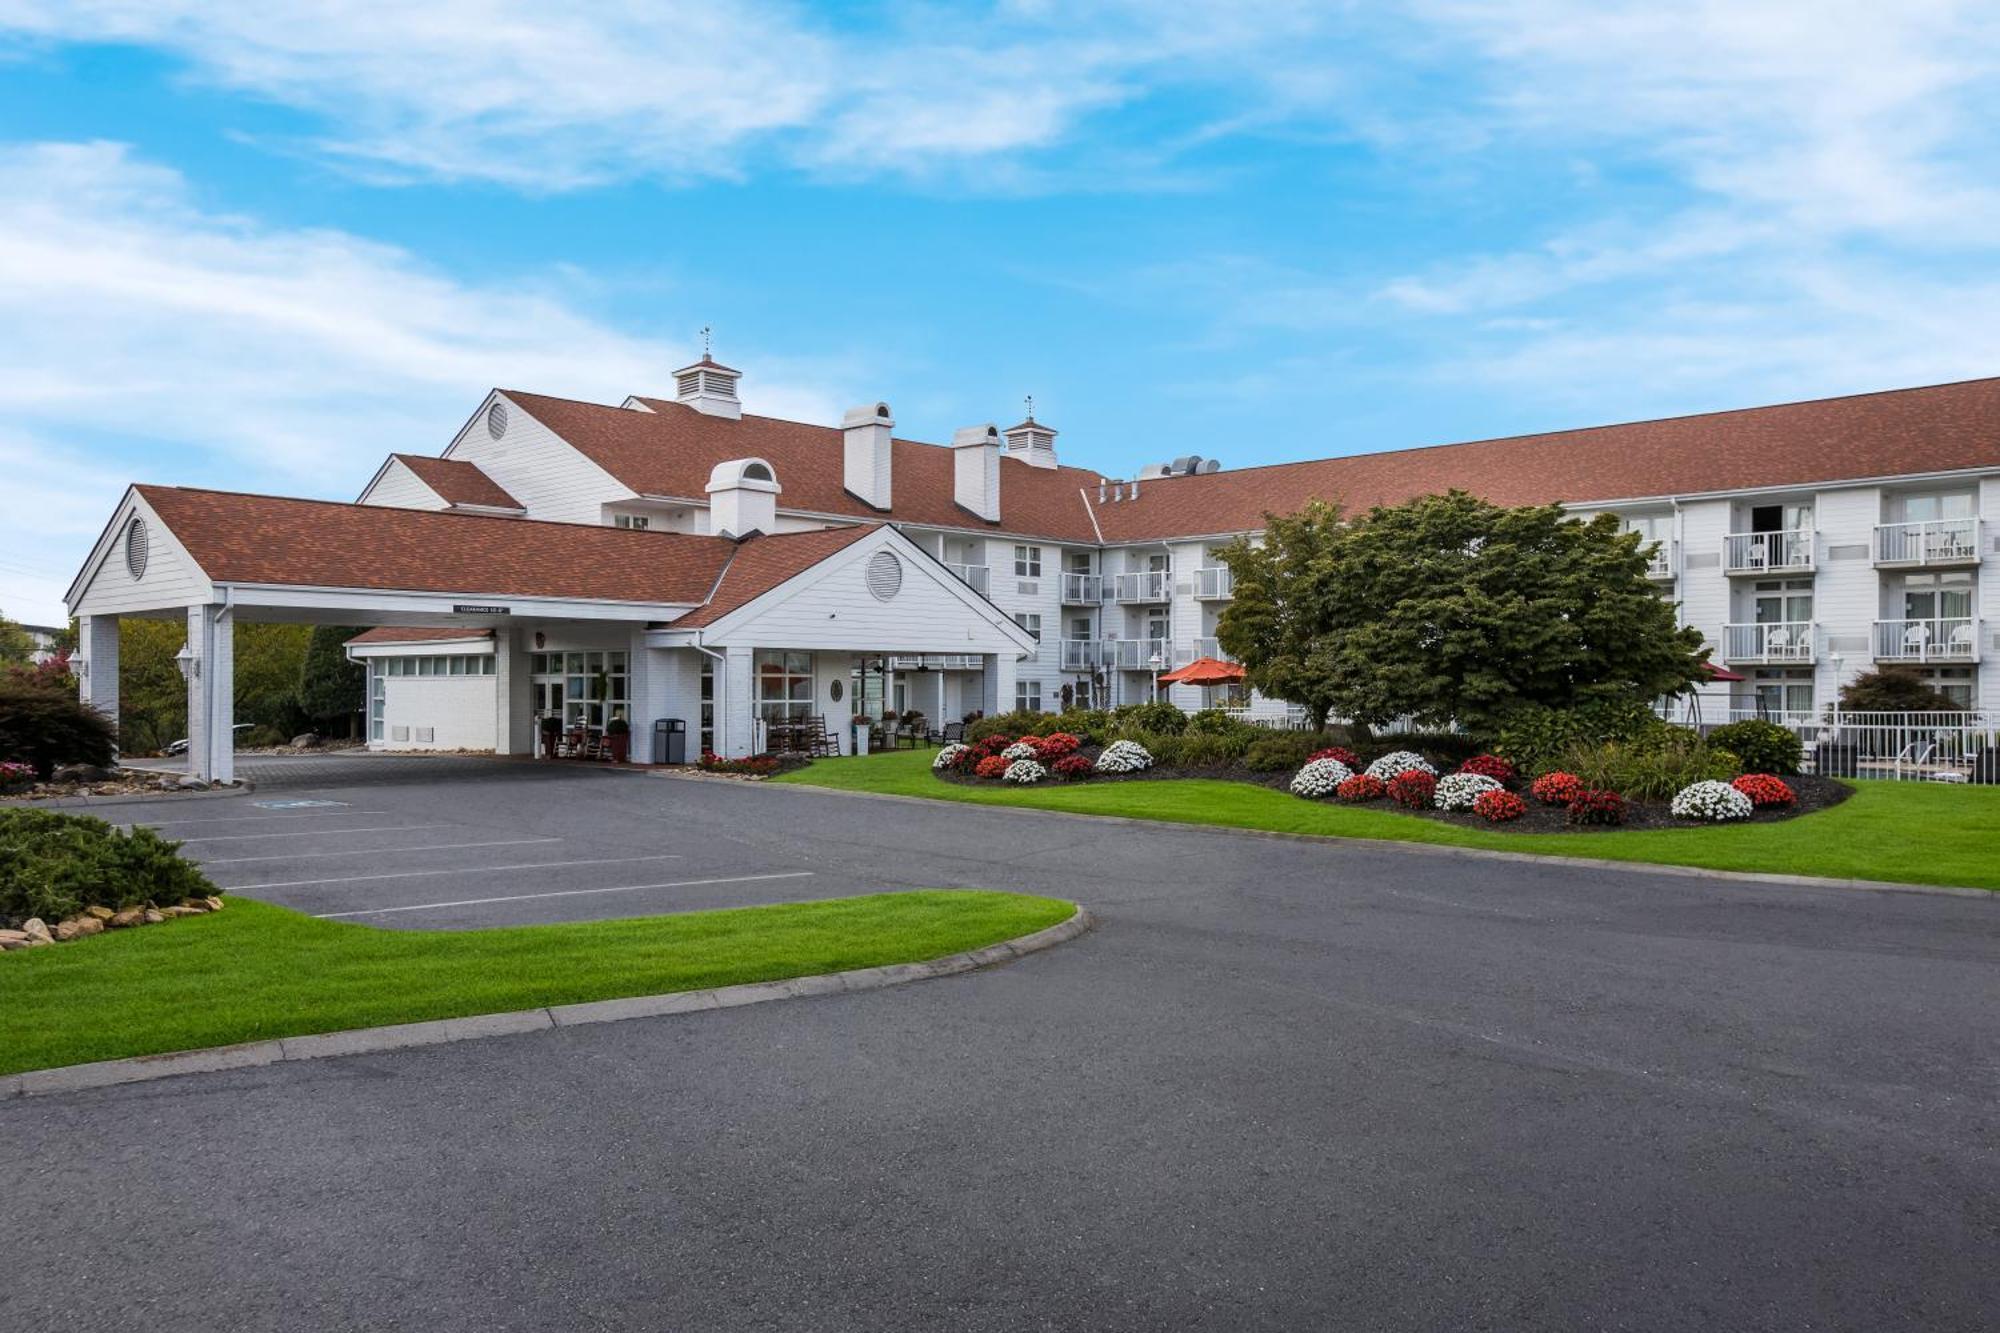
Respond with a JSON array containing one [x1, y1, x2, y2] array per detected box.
[[1731, 773, 1795, 808], [1472, 789, 1526, 822], [1565, 788, 1626, 826], [1309, 745, 1361, 768], [1387, 770, 1437, 809], [1051, 754, 1093, 779], [1530, 771, 1585, 806], [973, 755, 1010, 779], [1458, 754, 1516, 783], [1335, 773, 1386, 803], [1036, 732, 1082, 760]]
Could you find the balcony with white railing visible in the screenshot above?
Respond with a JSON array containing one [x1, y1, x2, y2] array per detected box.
[[1113, 570, 1171, 604], [1874, 617, 1979, 663], [1109, 637, 1171, 670], [1724, 530, 1814, 575], [892, 653, 983, 670], [1060, 572, 1105, 604], [1644, 541, 1677, 581], [1193, 567, 1233, 600], [1724, 621, 1817, 664], [945, 562, 990, 596], [1059, 639, 1109, 671], [1873, 518, 1980, 568]]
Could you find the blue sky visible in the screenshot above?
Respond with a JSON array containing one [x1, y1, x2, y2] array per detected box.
[[5, 2, 2000, 626]]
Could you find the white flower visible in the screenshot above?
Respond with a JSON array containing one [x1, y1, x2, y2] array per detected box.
[[1095, 740, 1154, 773], [932, 744, 970, 771], [1364, 750, 1437, 782], [1001, 741, 1040, 761], [1671, 779, 1753, 822], [1433, 772, 1502, 811], [1289, 757, 1354, 798], [1002, 759, 1047, 784]]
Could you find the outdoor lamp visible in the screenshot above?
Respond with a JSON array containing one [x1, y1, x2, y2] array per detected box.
[[174, 642, 198, 680]]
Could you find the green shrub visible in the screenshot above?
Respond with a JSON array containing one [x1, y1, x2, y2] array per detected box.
[[1557, 730, 1740, 803], [0, 809, 218, 926], [1707, 719, 1803, 775], [966, 710, 1047, 743], [1175, 732, 1253, 767], [1183, 708, 1253, 738], [1242, 732, 1320, 772], [1120, 729, 1182, 766], [1113, 701, 1187, 735], [1367, 731, 1486, 770], [1494, 697, 1663, 774], [0, 685, 118, 780], [1048, 709, 1112, 744]]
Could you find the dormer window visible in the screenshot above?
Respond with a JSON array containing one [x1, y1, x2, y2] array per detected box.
[[614, 514, 651, 530]]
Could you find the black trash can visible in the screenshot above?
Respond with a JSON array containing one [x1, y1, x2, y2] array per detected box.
[[654, 718, 688, 765]]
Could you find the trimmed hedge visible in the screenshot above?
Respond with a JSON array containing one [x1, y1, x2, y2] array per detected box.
[[0, 809, 218, 927], [1707, 720, 1803, 776]]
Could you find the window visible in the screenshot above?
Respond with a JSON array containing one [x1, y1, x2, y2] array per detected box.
[[1914, 666, 1976, 709], [699, 659, 715, 754], [755, 650, 814, 726], [1751, 579, 1812, 624], [1743, 669, 1813, 719], [1068, 616, 1091, 641], [613, 513, 651, 530], [1895, 492, 1975, 523], [369, 663, 385, 741], [1015, 679, 1043, 712], [1900, 571, 1974, 621], [531, 650, 627, 729], [1064, 550, 1092, 574], [1013, 612, 1042, 640], [1014, 544, 1042, 578]]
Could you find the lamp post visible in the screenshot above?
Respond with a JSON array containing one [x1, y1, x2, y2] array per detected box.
[[1828, 650, 1843, 739], [1148, 651, 1162, 704]]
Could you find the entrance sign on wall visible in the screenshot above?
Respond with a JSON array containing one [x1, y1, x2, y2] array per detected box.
[[452, 604, 511, 615]]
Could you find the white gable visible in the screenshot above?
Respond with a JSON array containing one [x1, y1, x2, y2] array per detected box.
[[358, 457, 450, 510], [441, 390, 635, 524], [68, 489, 214, 617]]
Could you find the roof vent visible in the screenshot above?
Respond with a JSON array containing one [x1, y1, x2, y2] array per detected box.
[[1002, 406, 1059, 470], [124, 515, 149, 580], [1197, 458, 1221, 474], [1138, 462, 1172, 480], [486, 400, 509, 439], [673, 351, 743, 420]]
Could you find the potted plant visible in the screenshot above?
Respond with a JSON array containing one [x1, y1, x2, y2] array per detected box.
[[538, 713, 562, 760], [851, 713, 872, 756], [604, 713, 631, 764]]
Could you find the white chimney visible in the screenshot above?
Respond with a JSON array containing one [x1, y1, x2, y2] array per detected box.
[[705, 458, 780, 538], [1002, 414, 1058, 469], [951, 424, 1002, 523], [674, 356, 743, 419], [842, 402, 894, 510]]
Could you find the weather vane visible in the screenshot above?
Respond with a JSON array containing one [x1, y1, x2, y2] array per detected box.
[[1024, 393, 1034, 421], [700, 325, 713, 360]]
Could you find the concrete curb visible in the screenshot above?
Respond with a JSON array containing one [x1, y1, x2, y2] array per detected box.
[[766, 782, 1997, 900], [19, 780, 258, 812], [0, 906, 1092, 1101]]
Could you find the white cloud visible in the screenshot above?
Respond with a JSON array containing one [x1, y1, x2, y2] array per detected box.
[[0, 139, 846, 624]]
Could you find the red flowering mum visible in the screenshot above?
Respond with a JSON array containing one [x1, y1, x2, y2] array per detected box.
[[1309, 745, 1362, 768], [1387, 770, 1437, 809], [970, 734, 1015, 759], [1459, 754, 1516, 783], [1051, 754, 1093, 779], [973, 755, 1010, 779], [1335, 773, 1386, 803], [1731, 773, 1795, 808], [1565, 788, 1627, 826], [1530, 771, 1585, 806], [1036, 732, 1082, 760], [1472, 789, 1526, 823]]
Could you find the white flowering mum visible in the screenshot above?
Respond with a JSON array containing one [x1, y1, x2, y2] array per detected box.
[[1095, 740, 1154, 773], [1001, 741, 1040, 761], [1289, 757, 1354, 798], [1671, 779, 1753, 822], [1433, 772, 1502, 811], [1002, 758, 1047, 784], [933, 744, 970, 771], [1365, 750, 1437, 782]]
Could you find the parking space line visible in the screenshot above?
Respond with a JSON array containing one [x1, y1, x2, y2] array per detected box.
[[316, 872, 816, 919], [121, 811, 390, 828], [201, 837, 563, 865], [237, 853, 687, 890], [172, 824, 454, 843]]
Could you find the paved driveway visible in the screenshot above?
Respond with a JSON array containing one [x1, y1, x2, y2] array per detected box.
[[5, 767, 1997, 1331]]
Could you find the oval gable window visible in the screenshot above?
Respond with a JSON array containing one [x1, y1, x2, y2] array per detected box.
[[125, 515, 149, 581], [865, 550, 903, 602], [486, 400, 509, 439]]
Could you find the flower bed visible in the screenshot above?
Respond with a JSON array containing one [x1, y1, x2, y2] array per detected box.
[[1433, 772, 1503, 812], [1289, 757, 1354, 798]]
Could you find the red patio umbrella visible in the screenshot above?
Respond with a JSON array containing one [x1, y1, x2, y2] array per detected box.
[[1700, 662, 1747, 682], [1156, 656, 1246, 687]]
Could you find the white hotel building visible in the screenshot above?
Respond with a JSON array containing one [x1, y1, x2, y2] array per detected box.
[[65, 356, 2000, 782]]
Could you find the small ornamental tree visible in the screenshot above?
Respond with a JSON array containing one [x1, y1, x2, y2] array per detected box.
[[0, 684, 118, 779], [1839, 667, 1966, 713], [1218, 492, 1708, 735], [298, 626, 368, 738]]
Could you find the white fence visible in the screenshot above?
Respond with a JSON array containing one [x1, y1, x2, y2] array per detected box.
[[1669, 708, 2000, 783]]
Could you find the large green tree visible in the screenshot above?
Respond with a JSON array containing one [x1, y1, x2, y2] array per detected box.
[[0, 613, 35, 664], [297, 625, 367, 737], [1217, 491, 1708, 734]]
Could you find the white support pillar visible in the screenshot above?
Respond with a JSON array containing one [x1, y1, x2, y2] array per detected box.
[[981, 651, 1018, 717], [186, 603, 235, 785], [721, 646, 756, 758], [496, 627, 534, 755], [76, 615, 120, 746]]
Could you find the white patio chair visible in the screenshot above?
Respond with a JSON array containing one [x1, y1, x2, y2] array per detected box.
[[1902, 622, 1931, 657], [1762, 626, 1794, 659], [1947, 622, 1975, 656]]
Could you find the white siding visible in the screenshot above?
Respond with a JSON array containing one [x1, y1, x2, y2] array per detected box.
[[378, 674, 498, 751], [1812, 486, 1879, 702], [1982, 476, 2000, 711], [72, 493, 214, 618], [444, 392, 634, 525], [359, 458, 448, 510]]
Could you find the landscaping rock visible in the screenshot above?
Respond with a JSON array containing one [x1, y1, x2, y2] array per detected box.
[[205, 896, 225, 911], [21, 919, 52, 944], [71, 917, 104, 938], [290, 732, 321, 749], [0, 929, 28, 945], [153, 776, 178, 790], [52, 763, 118, 783], [142, 909, 165, 924], [0, 937, 25, 951], [53, 920, 81, 941], [109, 907, 145, 929], [159, 905, 197, 918], [83, 906, 114, 921], [180, 898, 209, 913], [177, 777, 210, 791]]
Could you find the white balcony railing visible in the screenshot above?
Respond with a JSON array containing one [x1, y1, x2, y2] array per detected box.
[[892, 653, 983, 671], [1059, 639, 1108, 671], [1874, 518, 1980, 567], [1644, 542, 1676, 580], [1874, 617, 1979, 663], [1109, 637, 1171, 670], [1724, 530, 1814, 574], [1060, 572, 1105, 604], [1113, 570, 1171, 604], [1193, 567, 1233, 599], [945, 562, 990, 595], [1183, 637, 1232, 662], [1724, 621, 1817, 663]]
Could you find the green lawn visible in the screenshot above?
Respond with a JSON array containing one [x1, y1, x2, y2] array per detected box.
[[0, 890, 1074, 1076], [775, 751, 2000, 891]]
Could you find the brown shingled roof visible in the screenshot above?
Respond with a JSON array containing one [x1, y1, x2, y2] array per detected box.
[[670, 524, 880, 628], [346, 627, 494, 645], [137, 486, 734, 604], [392, 454, 522, 510], [1088, 377, 2000, 542], [502, 391, 1106, 541]]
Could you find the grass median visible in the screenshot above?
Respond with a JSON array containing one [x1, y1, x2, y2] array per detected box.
[[0, 890, 1076, 1077], [774, 751, 2000, 892]]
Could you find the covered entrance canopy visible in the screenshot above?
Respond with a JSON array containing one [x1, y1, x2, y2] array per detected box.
[[65, 485, 1036, 780]]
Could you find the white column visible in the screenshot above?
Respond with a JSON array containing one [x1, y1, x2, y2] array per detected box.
[[721, 646, 756, 757], [186, 602, 235, 784], [981, 651, 1018, 716], [76, 615, 120, 743]]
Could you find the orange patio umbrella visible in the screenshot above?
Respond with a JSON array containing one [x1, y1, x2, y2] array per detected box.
[[1156, 656, 1246, 686]]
